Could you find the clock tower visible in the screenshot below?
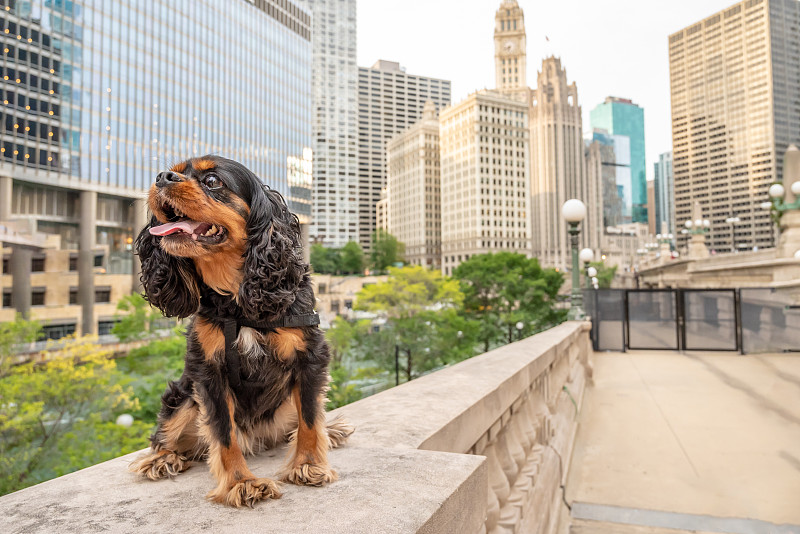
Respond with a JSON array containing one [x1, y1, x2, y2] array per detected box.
[[494, 0, 527, 95]]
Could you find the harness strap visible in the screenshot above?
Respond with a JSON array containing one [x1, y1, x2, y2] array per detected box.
[[222, 313, 319, 394]]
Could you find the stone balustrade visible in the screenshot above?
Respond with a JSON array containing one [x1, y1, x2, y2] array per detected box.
[[0, 321, 592, 534]]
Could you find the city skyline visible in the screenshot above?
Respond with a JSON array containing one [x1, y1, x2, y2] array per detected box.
[[357, 0, 745, 180]]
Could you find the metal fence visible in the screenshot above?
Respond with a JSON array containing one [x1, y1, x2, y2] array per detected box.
[[585, 287, 800, 354]]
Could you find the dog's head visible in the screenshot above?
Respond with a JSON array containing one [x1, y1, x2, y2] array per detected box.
[[135, 155, 305, 320]]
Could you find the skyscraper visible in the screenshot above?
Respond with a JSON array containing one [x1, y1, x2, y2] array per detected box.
[[588, 129, 633, 228], [302, 0, 358, 248], [1, 0, 312, 335], [357, 60, 450, 252], [386, 102, 442, 269], [653, 152, 675, 237], [440, 90, 531, 276], [590, 97, 647, 224], [669, 0, 800, 253], [493, 0, 527, 100], [528, 57, 594, 269]]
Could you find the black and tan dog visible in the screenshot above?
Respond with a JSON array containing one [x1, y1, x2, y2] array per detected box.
[[129, 155, 353, 507]]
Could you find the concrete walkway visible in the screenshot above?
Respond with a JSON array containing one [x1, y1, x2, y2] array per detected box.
[[565, 351, 800, 534]]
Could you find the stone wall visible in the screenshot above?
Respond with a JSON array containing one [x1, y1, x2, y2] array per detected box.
[[0, 321, 592, 534]]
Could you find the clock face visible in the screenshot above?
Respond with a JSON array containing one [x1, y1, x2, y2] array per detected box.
[[503, 40, 516, 53]]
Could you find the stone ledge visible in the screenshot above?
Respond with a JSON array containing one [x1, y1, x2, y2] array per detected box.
[[0, 445, 486, 534]]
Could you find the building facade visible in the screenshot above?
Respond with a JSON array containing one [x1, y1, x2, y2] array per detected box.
[[1, 0, 312, 335], [302, 0, 357, 248], [440, 90, 531, 276], [356, 60, 450, 253], [589, 97, 647, 224], [669, 0, 800, 253], [385, 101, 441, 269], [528, 57, 595, 269], [493, 0, 527, 100], [653, 151, 675, 236]]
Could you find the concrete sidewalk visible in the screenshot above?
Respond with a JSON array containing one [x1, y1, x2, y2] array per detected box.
[[565, 350, 800, 533]]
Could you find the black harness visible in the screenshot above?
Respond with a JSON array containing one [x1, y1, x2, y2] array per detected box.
[[222, 313, 320, 392]]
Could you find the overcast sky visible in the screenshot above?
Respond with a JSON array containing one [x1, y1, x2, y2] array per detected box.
[[358, 0, 737, 180]]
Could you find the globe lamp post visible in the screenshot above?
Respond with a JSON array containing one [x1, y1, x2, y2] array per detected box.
[[562, 199, 587, 320]]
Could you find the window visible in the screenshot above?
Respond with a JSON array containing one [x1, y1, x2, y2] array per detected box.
[[31, 254, 45, 272], [2, 289, 11, 308], [69, 254, 77, 271], [95, 286, 111, 303], [98, 320, 118, 336], [94, 254, 104, 268], [31, 287, 45, 306], [69, 287, 78, 305], [344, 300, 353, 310], [2, 257, 8, 274], [318, 283, 327, 294], [40, 323, 76, 341]]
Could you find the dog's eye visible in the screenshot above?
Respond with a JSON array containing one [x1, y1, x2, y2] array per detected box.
[[203, 174, 222, 190]]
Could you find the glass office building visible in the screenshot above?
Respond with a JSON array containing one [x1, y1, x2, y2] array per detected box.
[[1, 0, 311, 335], [1, 0, 312, 250], [590, 97, 646, 224], [591, 129, 632, 227]]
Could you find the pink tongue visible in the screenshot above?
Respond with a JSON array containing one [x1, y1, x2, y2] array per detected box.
[[149, 220, 206, 236]]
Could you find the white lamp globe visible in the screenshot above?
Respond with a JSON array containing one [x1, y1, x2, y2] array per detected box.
[[685, 220, 693, 228], [694, 219, 703, 227], [562, 199, 587, 223], [760, 201, 773, 210], [587, 266, 598, 277], [591, 276, 599, 284], [791, 181, 800, 196], [593, 283, 599, 290], [668, 234, 674, 239], [656, 234, 662, 239], [116, 414, 134, 427], [579, 248, 594, 263], [769, 183, 786, 199], [516, 321, 524, 330], [703, 219, 710, 228]]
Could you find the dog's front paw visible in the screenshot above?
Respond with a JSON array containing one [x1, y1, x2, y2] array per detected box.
[[129, 450, 189, 480], [281, 462, 337, 487], [209, 477, 282, 508]]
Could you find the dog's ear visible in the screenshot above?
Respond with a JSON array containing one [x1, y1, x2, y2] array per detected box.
[[238, 185, 306, 321], [135, 216, 202, 318]]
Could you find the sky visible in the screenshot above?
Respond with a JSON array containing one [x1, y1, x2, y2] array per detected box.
[[358, 0, 738, 181]]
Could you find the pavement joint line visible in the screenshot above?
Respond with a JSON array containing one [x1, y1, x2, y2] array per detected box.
[[628, 353, 700, 478], [571, 502, 800, 534]]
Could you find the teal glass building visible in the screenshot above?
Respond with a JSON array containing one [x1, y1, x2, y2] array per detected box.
[[590, 97, 646, 224]]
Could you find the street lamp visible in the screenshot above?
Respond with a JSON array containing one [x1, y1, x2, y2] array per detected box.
[[579, 247, 594, 288], [684, 218, 710, 235], [725, 216, 741, 253], [562, 199, 587, 321], [515, 321, 524, 340], [586, 266, 597, 289]]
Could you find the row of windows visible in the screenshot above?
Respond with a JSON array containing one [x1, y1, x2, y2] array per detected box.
[[1, 286, 111, 308], [2, 254, 104, 273]]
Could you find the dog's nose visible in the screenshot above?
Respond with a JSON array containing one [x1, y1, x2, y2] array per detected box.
[[155, 171, 183, 188]]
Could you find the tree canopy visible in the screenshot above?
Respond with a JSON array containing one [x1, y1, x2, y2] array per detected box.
[[340, 241, 365, 275], [453, 252, 565, 351], [370, 230, 405, 272]]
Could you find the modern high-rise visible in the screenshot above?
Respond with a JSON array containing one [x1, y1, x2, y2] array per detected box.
[[385, 102, 441, 269], [669, 0, 800, 253], [1, 0, 312, 335], [440, 90, 531, 276], [493, 0, 527, 100], [590, 97, 647, 224], [357, 60, 450, 252], [302, 0, 358, 248], [653, 152, 675, 237], [588, 129, 633, 228], [528, 57, 595, 269]]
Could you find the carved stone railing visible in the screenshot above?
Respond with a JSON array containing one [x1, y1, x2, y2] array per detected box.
[[0, 321, 592, 534]]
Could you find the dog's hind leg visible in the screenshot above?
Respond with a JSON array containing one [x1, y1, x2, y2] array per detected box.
[[129, 380, 203, 480], [326, 414, 354, 449]]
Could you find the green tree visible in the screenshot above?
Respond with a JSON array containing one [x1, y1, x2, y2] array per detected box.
[[589, 261, 617, 289], [453, 252, 565, 352], [370, 230, 405, 272], [355, 266, 467, 381], [0, 314, 41, 376], [340, 241, 365, 275], [310, 244, 342, 274], [325, 316, 371, 366], [0, 335, 150, 495], [111, 293, 162, 342]]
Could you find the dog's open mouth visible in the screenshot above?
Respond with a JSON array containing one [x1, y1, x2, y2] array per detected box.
[[149, 199, 227, 244]]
